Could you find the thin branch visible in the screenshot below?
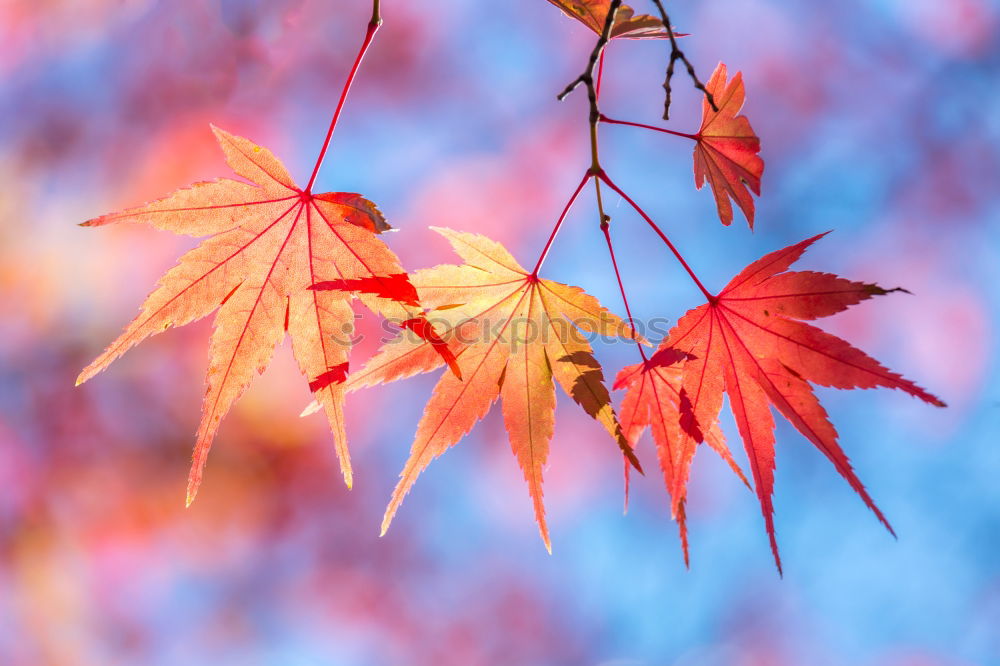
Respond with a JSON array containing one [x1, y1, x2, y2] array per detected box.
[[594, 49, 610, 225], [599, 113, 697, 140], [304, 1, 382, 193], [601, 224, 648, 363], [604, 219, 647, 516], [557, 1, 621, 228], [556, 3, 711, 300], [599, 171, 714, 301], [530, 172, 591, 277], [596, 50, 606, 100], [648, 0, 716, 120], [556, 0, 620, 106]]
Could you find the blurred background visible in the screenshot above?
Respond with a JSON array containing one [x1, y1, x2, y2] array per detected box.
[[1, 0, 998, 663]]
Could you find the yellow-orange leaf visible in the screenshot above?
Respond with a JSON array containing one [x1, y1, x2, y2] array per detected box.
[[694, 63, 764, 228], [545, 0, 672, 39], [348, 228, 644, 551], [77, 126, 424, 503]]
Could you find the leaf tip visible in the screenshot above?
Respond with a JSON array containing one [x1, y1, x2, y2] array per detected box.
[[186, 458, 206, 508], [866, 284, 913, 297], [623, 458, 632, 515], [619, 437, 644, 475], [536, 518, 553, 555], [299, 399, 321, 417], [75, 364, 99, 386], [380, 503, 398, 537], [769, 535, 784, 577], [677, 502, 691, 568]]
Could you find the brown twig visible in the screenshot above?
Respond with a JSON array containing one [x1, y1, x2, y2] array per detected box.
[[556, 0, 622, 226], [554, 0, 714, 300], [648, 0, 717, 120]]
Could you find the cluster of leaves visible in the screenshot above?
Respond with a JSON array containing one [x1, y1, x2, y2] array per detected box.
[[76, 0, 943, 569]]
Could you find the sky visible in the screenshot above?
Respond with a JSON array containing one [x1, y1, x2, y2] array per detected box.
[[1, 0, 998, 664]]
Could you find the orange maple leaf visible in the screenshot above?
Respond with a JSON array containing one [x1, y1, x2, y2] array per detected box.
[[545, 0, 674, 39], [617, 233, 944, 571], [345, 227, 644, 552], [76, 126, 426, 504], [693, 63, 764, 228]]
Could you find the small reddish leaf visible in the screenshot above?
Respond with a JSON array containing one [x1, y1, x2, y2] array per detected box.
[[623, 233, 943, 571], [693, 63, 764, 228], [615, 348, 747, 563], [309, 363, 350, 392], [401, 316, 462, 380], [312, 191, 391, 233], [310, 273, 420, 307]]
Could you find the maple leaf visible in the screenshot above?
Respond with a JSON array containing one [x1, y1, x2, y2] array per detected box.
[[345, 227, 644, 552], [622, 233, 944, 571], [614, 347, 749, 565], [76, 126, 428, 504], [693, 63, 764, 228], [546, 0, 674, 39]]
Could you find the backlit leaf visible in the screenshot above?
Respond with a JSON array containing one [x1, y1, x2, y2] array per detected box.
[[77, 126, 429, 503], [693, 63, 764, 228], [619, 233, 943, 571], [349, 228, 645, 551], [546, 0, 674, 40]]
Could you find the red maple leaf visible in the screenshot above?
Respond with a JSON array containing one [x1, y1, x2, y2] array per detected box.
[[693, 63, 764, 228], [76, 126, 429, 503], [614, 347, 749, 565], [616, 232, 944, 571]]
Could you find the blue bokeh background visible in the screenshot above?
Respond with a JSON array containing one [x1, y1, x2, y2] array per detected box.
[[1, 0, 997, 663]]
